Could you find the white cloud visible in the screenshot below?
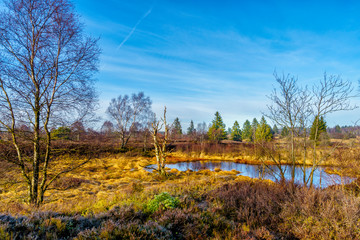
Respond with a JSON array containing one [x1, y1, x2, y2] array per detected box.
[[93, 22, 360, 127]]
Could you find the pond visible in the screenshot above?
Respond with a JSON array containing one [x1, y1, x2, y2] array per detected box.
[[146, 161, 354, 188]]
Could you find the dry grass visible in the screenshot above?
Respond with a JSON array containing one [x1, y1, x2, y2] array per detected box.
[[1, 137, 359, 216], [1, 142, 360, 239], [0, 153, 265, 216]]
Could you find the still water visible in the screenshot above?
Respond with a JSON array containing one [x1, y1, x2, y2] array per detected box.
[[147, 161, 353, 188]]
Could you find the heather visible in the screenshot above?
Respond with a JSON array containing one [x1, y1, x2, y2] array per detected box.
[[1, 178, 360, 239]]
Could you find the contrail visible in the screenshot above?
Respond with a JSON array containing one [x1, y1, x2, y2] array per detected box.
[[117, 7, 153, 50]]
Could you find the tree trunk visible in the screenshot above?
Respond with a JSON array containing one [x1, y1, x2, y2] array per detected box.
[[309, 116, 320, 188], [31, 106, 41, 206], [291, 130, 295, 184]]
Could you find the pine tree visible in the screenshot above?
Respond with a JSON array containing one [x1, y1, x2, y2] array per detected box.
[[273, 124, 279, 134], [227, 127, 232, 135], [231, 121, 242, 141], [255, 116, 273, 142], [251, 118, 259, 142], [208, 111, 227, 141], [187, 120, 195, 135], [310, 116, 327, 141], [334, 125, 341, 133], [242, 120, 252, 141], [281, 126, 289, 137], [172, 117, 182, 135]]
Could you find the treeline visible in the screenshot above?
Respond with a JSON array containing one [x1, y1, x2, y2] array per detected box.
[[173, 111, 274, 143], [1, 92, 357, 148]]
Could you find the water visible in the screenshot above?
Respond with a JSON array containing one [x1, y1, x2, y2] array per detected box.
[[146, 161, 354, 188]]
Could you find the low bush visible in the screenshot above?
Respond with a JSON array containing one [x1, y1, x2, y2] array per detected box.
[[1, 181, 360, 239], [146, 192, 180, 213]]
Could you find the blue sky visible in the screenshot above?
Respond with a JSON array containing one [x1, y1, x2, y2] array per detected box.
[[74, 0, 360, 129]]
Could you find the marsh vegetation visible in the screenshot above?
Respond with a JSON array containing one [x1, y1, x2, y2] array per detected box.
[[1, 0, 360, 239]]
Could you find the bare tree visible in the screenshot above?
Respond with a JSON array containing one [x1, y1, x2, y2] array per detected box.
[[71, 120, 86, 141], [308, 74, 356, 187], [267, 72, 356, 187], [140, 110, 155, 151], [100, 120, 114, 135], [267, 72, 311, 183], [196, 122, 208, 150], [107, 92, 152, 148], [151, 107, 169, 175], [0, 0, 100, 206]]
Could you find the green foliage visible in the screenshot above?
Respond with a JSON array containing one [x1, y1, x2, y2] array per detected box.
[[334, 125, 341, 133], [52, 126, 71, 140], [273, 124, 279, 134], [251, 118, 259, 142], [231, 121, 242, 141], [310, 116, 327, 141], [172, 117, 182, 135], [242, 120, 252, 141], [208, 111, 227, 141], [146, 192, 179, 213], [255, 116, 273, 142], [227, 127, 232, 135], [187, 120, 195, 135], [281, 126, 289, 137]]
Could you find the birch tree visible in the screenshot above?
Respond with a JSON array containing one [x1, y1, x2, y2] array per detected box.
[[107, 92, 152, 148], [151, 107, 169, 175], [0, 0, 100, 205], [267, 72, 355, 186]]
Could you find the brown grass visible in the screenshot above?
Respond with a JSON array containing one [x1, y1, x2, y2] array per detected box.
[[1, 137, 360, 216]]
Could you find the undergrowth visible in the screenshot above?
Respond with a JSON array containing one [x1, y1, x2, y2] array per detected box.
[[1, 180, 360, 239]]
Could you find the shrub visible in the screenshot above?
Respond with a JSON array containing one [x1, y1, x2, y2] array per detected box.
[[52, 126, 71, 140], [205, 181, 287, 230], [280, 187, 360, 239], [147, 192, 179, 213]]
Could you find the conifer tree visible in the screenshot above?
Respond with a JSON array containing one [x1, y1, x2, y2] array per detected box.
[[334, 125, 341, 133], [309, 116, 327, 141], [255, 116, 273, 142], [231, 121, 242, 141], [273, 124, 279, 135], [251, 118, 259, 142], [187, 120, 195, 135], [242, 120, 252, 141], [208, 111, 227, 141], [172, 117, 182, 135], [227, 127, 232, 135], [281, 126, 289, 137]]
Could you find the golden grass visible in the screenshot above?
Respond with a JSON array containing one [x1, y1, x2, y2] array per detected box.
[[0, 153, 269, 215], [1, 138, 358, 215]]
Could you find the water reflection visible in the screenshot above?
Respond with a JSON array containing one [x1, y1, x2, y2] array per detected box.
[[146, 161, 354, 188]]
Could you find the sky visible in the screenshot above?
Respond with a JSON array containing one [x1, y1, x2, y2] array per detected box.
[[73, 0, 360, 129]]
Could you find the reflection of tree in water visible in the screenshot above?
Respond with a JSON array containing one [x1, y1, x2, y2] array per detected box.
[[192, 161, 221, 170], [149, 161, 354, 188]]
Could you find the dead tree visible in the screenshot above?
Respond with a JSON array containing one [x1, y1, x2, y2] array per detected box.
[[151, 107, 169, 175]]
